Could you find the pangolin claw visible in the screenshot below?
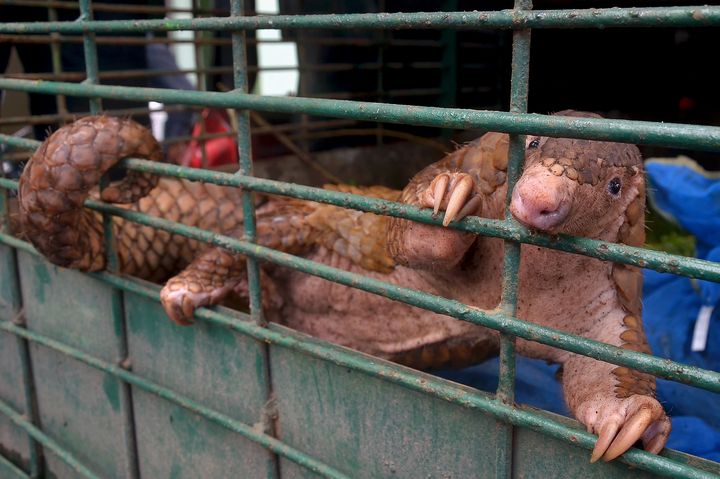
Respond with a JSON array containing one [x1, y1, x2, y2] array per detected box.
[[601, 406, 655, 461], [454, 195, 482, 224], [422, 172, 480, 226], [432, 173, 450, 215], [582, 396, 670, 464], [590, 420, 621, 463], [160, 283, 209, 326], [442, 175, 475, 227], [642, 417, 672, 455]]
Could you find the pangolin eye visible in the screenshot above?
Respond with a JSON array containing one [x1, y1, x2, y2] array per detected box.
[[528, 138, 540, 148], [608, 177, 621, 196]]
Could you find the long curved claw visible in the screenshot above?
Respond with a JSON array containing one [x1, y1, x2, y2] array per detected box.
[[590, 420, 621, 463], [165, 304, 192, 326], [454, 195, 482, 222], [602, 406, 655, 462], [642, 416, 672, 455], [161, 288, 198, 326], [443, 175, 475, 226], [432, 173, 450, 215]]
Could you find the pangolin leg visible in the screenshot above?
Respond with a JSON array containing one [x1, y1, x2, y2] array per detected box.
[[387, 170, 481, 270], [160, 196, 318, 325], [563, 312, 671, 462], [161, 243, 287, 325]]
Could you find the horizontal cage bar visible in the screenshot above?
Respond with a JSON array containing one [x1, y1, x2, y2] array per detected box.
[[0, 33, 444, 48], [0, 7, 719, 35], [2, 61, 445, 82], [1, 79, 719, 151]]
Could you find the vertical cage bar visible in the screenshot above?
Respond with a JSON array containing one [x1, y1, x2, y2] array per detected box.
[[0, 189, 42, 478], [297, 32, 311, 155], [497, 0, 532, 405], [375, 0, 387, 146], [496, 0, 532, 477], [78, 0, 101, 115], [230, 0, 264, 326], [192, 0, 208, 93], [77, 2, 139, 478], [439, 0, 458, 139], [231, 1, 280, 477], [47, 7, 68, 118], [192, 0, 210, 169]]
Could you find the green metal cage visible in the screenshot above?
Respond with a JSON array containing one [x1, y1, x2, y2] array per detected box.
[[1, 1, 720, 478]]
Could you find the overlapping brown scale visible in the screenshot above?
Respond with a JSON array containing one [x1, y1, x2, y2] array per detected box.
[[612, 314, 656, 398], [469, 132, 509, 195], [613, 179, 648, 386], [618, 187, 646, 249], [306, 184, 400, 273], [258, 198, 321, 255], [606, 174, 654, 399], [391, 336, 499, 371], [612, 264, 643, 315], [549, 164, 564, 176], [490, 134, 509, 172], [537, 138, 642, 185]]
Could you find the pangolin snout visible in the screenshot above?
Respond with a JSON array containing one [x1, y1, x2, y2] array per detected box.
[[509, 168, 572, 232]]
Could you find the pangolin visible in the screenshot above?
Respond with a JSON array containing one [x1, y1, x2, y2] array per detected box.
[[16, 113, 670, 463]]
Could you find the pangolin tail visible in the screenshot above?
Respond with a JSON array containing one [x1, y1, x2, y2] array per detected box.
[[18, 116, 163, 271]]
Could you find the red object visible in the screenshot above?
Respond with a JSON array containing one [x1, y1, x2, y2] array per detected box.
[[180, 109, 238, 168], [678, 96, 696, 111]]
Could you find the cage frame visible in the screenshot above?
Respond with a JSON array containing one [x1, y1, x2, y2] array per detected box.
[[0, 2, 720, 478]]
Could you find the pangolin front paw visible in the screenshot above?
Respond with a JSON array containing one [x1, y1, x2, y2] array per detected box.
[[421, 172, 481, 227], [577, 394, 671, 463]]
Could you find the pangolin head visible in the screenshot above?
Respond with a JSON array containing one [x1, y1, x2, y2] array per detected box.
[[509, 110, 644, 239]]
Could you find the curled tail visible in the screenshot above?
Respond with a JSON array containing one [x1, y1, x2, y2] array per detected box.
[[19, 116, 163, 270]]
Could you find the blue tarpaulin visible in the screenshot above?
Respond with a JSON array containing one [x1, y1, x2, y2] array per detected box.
[[439, 157, 720, 461]]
